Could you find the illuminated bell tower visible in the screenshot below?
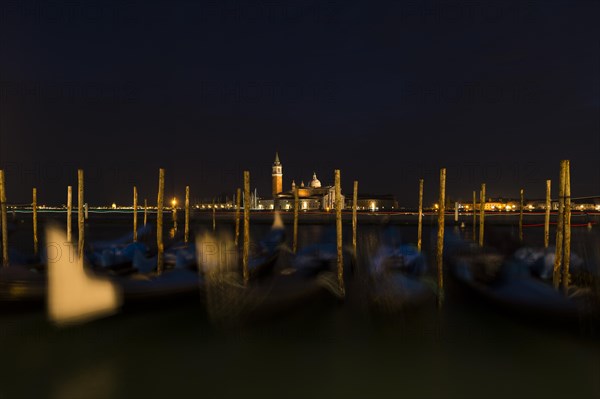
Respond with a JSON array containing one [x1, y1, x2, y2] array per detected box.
[[272, 152, 283, 197]]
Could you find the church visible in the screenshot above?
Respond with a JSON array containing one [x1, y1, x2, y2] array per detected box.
[[257, 152, 344, 211]]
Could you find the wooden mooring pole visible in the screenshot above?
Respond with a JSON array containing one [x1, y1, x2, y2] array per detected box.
[[437, 168, 446, 308], [519, 188, 524, 242], [143, 199, 148, 227], [243, 171, 250, 285], [234, 188, 241, 246], [157, 168, 165, 273], [479, 183, 486, 248], [67, 186, 72, 243], [77, 169, 84, 260], [0, 170, 8, 266], [184, 186, 190, 243], [417, 178, 423, 253], [33, 188, 38, 256], [544, 180, 551, 248], [553, 162, 566, 289], [472, 190, 477, 241], [454, 202, 459, 224], [562, 160, 571, 294], [293, 186, 299, 253], [172, 197, 177, 230], [352, 180, 358, 257], [335, 169, 345, 295], [133, 186, 138, 242]]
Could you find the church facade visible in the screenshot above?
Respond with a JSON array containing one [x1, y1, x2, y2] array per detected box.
[[258, 152, 344, 211]]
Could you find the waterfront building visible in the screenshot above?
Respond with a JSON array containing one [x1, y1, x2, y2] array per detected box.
[[259, 153, 344, 210]]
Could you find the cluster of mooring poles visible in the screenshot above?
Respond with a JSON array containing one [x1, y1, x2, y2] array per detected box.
[[0, 160, 578, 302]]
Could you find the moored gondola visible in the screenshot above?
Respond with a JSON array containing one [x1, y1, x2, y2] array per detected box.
[[367, 228, 434, 313], [201, 222, 342, 326], [446, 233, 599, 324]]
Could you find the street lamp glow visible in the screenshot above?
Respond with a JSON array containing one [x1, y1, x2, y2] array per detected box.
[[171, 198, 177, 207]]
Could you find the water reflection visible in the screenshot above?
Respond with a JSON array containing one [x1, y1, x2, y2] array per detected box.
[[52, 361, 118, 399]]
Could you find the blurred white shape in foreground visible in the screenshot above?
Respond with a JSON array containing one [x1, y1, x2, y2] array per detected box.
[[272, 210, 283, 229], [47, 225, 122, 325]]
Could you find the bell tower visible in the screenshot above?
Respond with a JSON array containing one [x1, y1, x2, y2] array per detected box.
[[272, 152, 283, 197]]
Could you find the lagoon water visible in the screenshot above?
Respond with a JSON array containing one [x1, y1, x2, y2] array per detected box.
[[1, 213, 599, 398]]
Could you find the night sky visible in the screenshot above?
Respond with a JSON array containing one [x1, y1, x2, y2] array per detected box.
[[0, 0, 598, 207]]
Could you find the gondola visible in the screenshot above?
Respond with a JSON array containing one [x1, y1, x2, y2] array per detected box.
[[513, 246, 596, 284], [1, 216, 335, 325], [367, 228, 434, 312], [45, 225, 204, 324], [114, 268, 204, 309], [247, 226, 286, 279], [205, 264, 340, 326], [47, 218, 286, 321], [86, 224, 153, 274], [446, 233, 599, 324], [87, 241, 150, 275], [202, 224, 342, 326], [0, 231, 179, 306], [87, 224, 153, 253], [0, 225, 200, 312]]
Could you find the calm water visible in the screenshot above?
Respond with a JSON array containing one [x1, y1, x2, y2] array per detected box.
[[1, 214, 599, 399]]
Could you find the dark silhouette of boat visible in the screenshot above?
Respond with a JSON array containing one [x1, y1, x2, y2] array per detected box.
[[203, 225, 342, 326], [367, 227, 434, 313], [0, 218, 290, 316], [445, 232, 599, 325]]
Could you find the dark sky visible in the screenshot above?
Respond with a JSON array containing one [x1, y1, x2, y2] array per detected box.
[[1, 0, 599, 207]]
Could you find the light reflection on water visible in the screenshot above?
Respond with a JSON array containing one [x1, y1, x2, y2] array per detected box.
[[1, 215, 600, 398]]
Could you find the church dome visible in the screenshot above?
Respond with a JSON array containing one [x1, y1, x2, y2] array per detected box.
[[309, 172, 321, 188]]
